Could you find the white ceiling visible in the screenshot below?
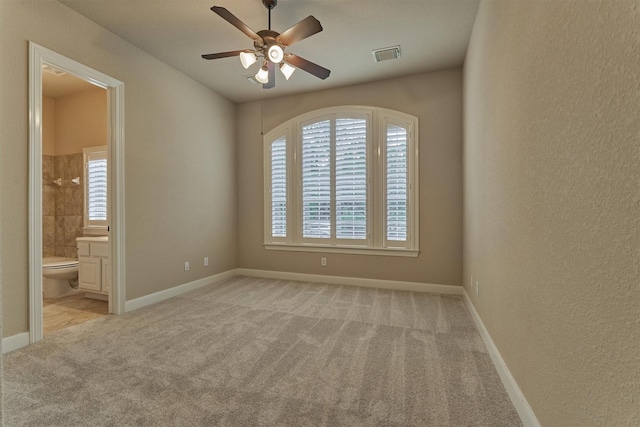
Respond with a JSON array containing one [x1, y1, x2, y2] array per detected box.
[[42, 68, 99, 99], [57, 0, 480, 104]]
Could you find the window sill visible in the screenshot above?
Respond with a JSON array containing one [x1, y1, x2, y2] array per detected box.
[[264, 243, 419, 257]]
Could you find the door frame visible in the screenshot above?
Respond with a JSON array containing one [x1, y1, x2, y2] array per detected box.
[[28, 42, 126, 343]]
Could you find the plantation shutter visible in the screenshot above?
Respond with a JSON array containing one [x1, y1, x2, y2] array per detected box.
[[386, 124, 407, 241], [86, 149, 108, 225], [302, 120, 331, 238], [335, 118, 367, 239], [271, 137, 287, 238]]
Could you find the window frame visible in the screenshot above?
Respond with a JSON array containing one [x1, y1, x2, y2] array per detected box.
[[381, 115, 416, 250], [82, 145, 109, 236], [263, 106, 419, 257], [263, 128, 291, 245]]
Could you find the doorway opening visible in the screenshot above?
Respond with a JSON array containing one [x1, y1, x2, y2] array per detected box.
[[42, 71, 108, 334], [29, 42, 126, 343]]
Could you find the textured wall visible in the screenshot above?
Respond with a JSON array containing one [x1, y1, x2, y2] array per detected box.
[[464, 1, 640, 425], [237, 70, 463, 286], [0, 0, 237, 335]]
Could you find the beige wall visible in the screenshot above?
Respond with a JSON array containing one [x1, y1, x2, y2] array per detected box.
[[237, 70, 463, 286], [464, 1, 640, 425], [42, 96, 56, 156], [0, 0, 237, 336], [43, 87, 107, 156], [55, 86, 107, 155]]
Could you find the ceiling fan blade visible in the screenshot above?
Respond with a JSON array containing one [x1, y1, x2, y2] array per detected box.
[[211, 6, 260, 41], [277, 16, 323, 46], [263, 62, 276, 89], [286, 54, 331, 80], [201, 50, 245, 60]]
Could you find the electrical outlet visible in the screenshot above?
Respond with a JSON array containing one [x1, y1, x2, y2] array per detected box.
[[475, 279, 480, 296], [321, 257, 327, 267], [204, 257, 209, 266], [184, 261, 190, 271]]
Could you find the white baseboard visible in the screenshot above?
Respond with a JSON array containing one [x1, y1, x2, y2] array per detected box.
[[124, 269, 238, 312], [9, 269, 459, 353], [3, 332, 30, 354], [462, 289, 540, 427], [126, 268, 460, 313], [236, 268, 462, 295]]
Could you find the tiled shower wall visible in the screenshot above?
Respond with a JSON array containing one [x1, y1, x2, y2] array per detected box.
[[43, 155, 55, 256], [42, 153, 84, 258]]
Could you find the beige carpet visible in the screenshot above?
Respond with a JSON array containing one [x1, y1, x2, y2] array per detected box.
[[4, 276, 522, 426]]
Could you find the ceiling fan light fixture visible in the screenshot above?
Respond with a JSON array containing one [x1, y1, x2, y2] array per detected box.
[[255, 64, 270, 83], [239, 51, 257, 69], [203, 4, 331, 88], [267, 45, 284, 63], [280, 62, 295, 80]]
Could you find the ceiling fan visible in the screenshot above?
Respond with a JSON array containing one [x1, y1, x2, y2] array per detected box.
[[202, 0, 331, 89]]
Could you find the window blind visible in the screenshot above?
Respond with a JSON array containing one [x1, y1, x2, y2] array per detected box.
[[271, 137, 287, 238], [386, 125, 407, 241], [335, 118, 367, 239], [302, 120, 331, 238], [86, 152, 107, 222]]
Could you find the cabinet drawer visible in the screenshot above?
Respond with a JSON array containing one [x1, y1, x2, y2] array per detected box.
[[77, 242, 90, 257], [91, 243, 109, 258]]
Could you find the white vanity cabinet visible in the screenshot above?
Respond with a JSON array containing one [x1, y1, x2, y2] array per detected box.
[[76, 236, 110, 299]]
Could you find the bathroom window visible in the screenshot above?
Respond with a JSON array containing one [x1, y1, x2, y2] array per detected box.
[[83, 146, 108, 235], [263, 106, 419, 256]]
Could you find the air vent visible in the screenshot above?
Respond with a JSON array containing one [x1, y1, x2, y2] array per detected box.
[[372, 45, 401, 62], [245, 74, 260, 85], [42, 64, 66, 76]]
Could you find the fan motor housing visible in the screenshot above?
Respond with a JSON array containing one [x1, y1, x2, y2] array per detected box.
[[255, 29, 280, 50], [262, 0, 277, 10]]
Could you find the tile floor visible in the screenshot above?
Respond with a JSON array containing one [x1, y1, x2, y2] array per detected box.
[[43, 293, 108, 335]]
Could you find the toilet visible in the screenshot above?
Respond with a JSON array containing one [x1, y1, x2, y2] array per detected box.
[[42, 257, 80, 298]]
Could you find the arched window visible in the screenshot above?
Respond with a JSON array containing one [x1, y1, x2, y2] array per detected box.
[[264, 106, 418, 256]]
